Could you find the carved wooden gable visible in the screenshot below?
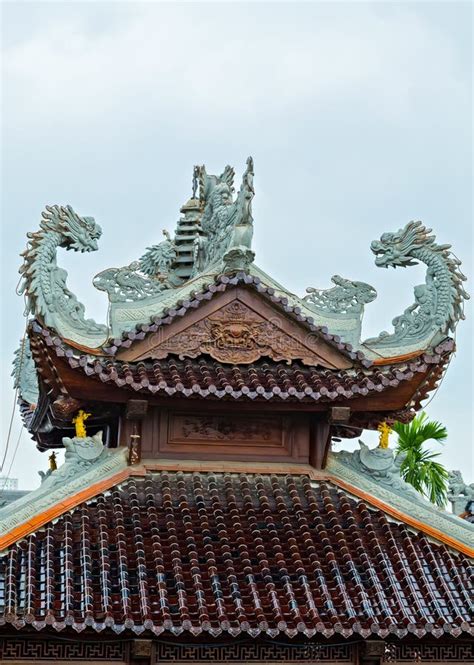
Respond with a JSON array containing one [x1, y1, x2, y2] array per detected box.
[[118, 288, 353, 369]]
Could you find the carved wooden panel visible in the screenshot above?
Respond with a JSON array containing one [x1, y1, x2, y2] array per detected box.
[[141, 408, 310, 462], [169, 413, 284, 447], [118, 289, 352, 369]]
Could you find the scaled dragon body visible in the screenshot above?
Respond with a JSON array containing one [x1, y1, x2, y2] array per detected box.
[[11, 337, 39, 407], [365, 221, 469, 350], [18, 205, 107, 344]]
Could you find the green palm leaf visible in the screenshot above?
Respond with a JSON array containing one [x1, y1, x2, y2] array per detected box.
[[392, 412, 448, 507]]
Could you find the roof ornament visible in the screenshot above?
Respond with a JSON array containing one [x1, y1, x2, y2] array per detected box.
[[93, 261, 168, 303], [192, 165, 199, 200], [0, 431, 128, 542], [304, 275, 377, 315], [364, 221, 469, 353], [448, 471, 474, 516], [48, 451, 57, 471], [93, 230, 178, 304], [138, 230, 177, 281], [18, 205, 107, 347], [193, 157, 255, 275], [332, 441, 419, 490], [11, 337, 39, 407], [72, 409, 91, 438], [377, 422, 392, 449]]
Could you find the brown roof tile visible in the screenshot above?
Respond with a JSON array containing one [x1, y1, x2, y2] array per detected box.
[[30, 327, 453, 404], [1, 472, 472, 639]]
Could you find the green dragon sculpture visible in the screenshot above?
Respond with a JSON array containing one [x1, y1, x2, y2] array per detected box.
[[365, 221, 469, 352], [193, 157, 255, 274], [304, 275, 377, 314], [18, 205, 107, 346], [11, 337, 39, 407]]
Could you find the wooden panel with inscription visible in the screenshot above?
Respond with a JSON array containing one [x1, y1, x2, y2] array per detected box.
[[140, 407, 310, 463]]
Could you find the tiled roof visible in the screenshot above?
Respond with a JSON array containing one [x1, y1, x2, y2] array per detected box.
[[1, 471, 472, 639], [31, 327, 453, 403]]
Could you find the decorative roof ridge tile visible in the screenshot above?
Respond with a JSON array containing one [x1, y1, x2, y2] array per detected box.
[[326, 444, 474, 557], [0, 433, 128, 554]]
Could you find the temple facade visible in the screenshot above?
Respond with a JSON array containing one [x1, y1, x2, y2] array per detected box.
[[0, 159, 472, 664]]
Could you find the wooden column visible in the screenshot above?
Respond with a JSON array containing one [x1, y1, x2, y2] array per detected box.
[[309, 419, 331, 469], [124, 399, 148, 465]]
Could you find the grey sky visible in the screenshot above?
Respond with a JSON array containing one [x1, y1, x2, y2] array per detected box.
[[1, 1, 472, 489]]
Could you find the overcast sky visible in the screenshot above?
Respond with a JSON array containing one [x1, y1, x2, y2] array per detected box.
[[1, 1, 472, 490]]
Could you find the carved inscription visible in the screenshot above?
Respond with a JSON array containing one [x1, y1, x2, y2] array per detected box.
[[170, 414, 283, 447]]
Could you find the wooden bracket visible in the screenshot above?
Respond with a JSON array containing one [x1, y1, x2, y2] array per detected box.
[[125, 399, 148, 420], [330, 406, 351, 423]]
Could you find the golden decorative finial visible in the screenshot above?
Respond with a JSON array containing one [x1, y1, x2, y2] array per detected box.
[[49, 451, 57, 471], [72, 409, 91, 438], [377, 421, 392, 449]]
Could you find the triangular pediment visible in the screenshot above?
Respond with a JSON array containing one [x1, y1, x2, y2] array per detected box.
[[118, 288, 353, 369]]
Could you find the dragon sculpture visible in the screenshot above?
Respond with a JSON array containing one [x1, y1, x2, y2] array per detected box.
[[11, 337, 39, 407], [16, 171, 468, 360], [305, 275, 377, 315], [139, 230, 177, 279], [365, 221, 469, 351], [93, 230, 178, 303], [193, 156, 255, 273], [18, 205, 107, 346]]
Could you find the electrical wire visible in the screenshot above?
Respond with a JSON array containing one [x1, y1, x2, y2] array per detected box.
[[0, 426, 23, 500], [0, 384, 20, 473], [1, 290, 29, 473]]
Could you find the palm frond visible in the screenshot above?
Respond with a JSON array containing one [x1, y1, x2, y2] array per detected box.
[[393, 411, 448, 507]]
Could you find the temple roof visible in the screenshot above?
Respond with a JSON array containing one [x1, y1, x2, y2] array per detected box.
[[1, 469, 472, 639], [15, 159, 469, 359], [12, 159, 469, 448]]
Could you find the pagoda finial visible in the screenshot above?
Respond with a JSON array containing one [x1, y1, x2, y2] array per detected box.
[[72, 409, 91, 438], [377, 422, 392, 449]]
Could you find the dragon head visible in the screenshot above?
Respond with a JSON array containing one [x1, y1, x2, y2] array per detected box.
[[43, 205, 102, 252], [371, 220, 430, 268]]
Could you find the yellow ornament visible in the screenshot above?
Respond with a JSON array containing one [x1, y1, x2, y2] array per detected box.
[[377, 421, 392, 449], [72, 409, 91, 438], [49, 451, 57, 471]]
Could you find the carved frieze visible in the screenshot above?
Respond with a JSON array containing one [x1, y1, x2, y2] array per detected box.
[[133, 299, 346, 367], [172, 414, 282, 445]]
